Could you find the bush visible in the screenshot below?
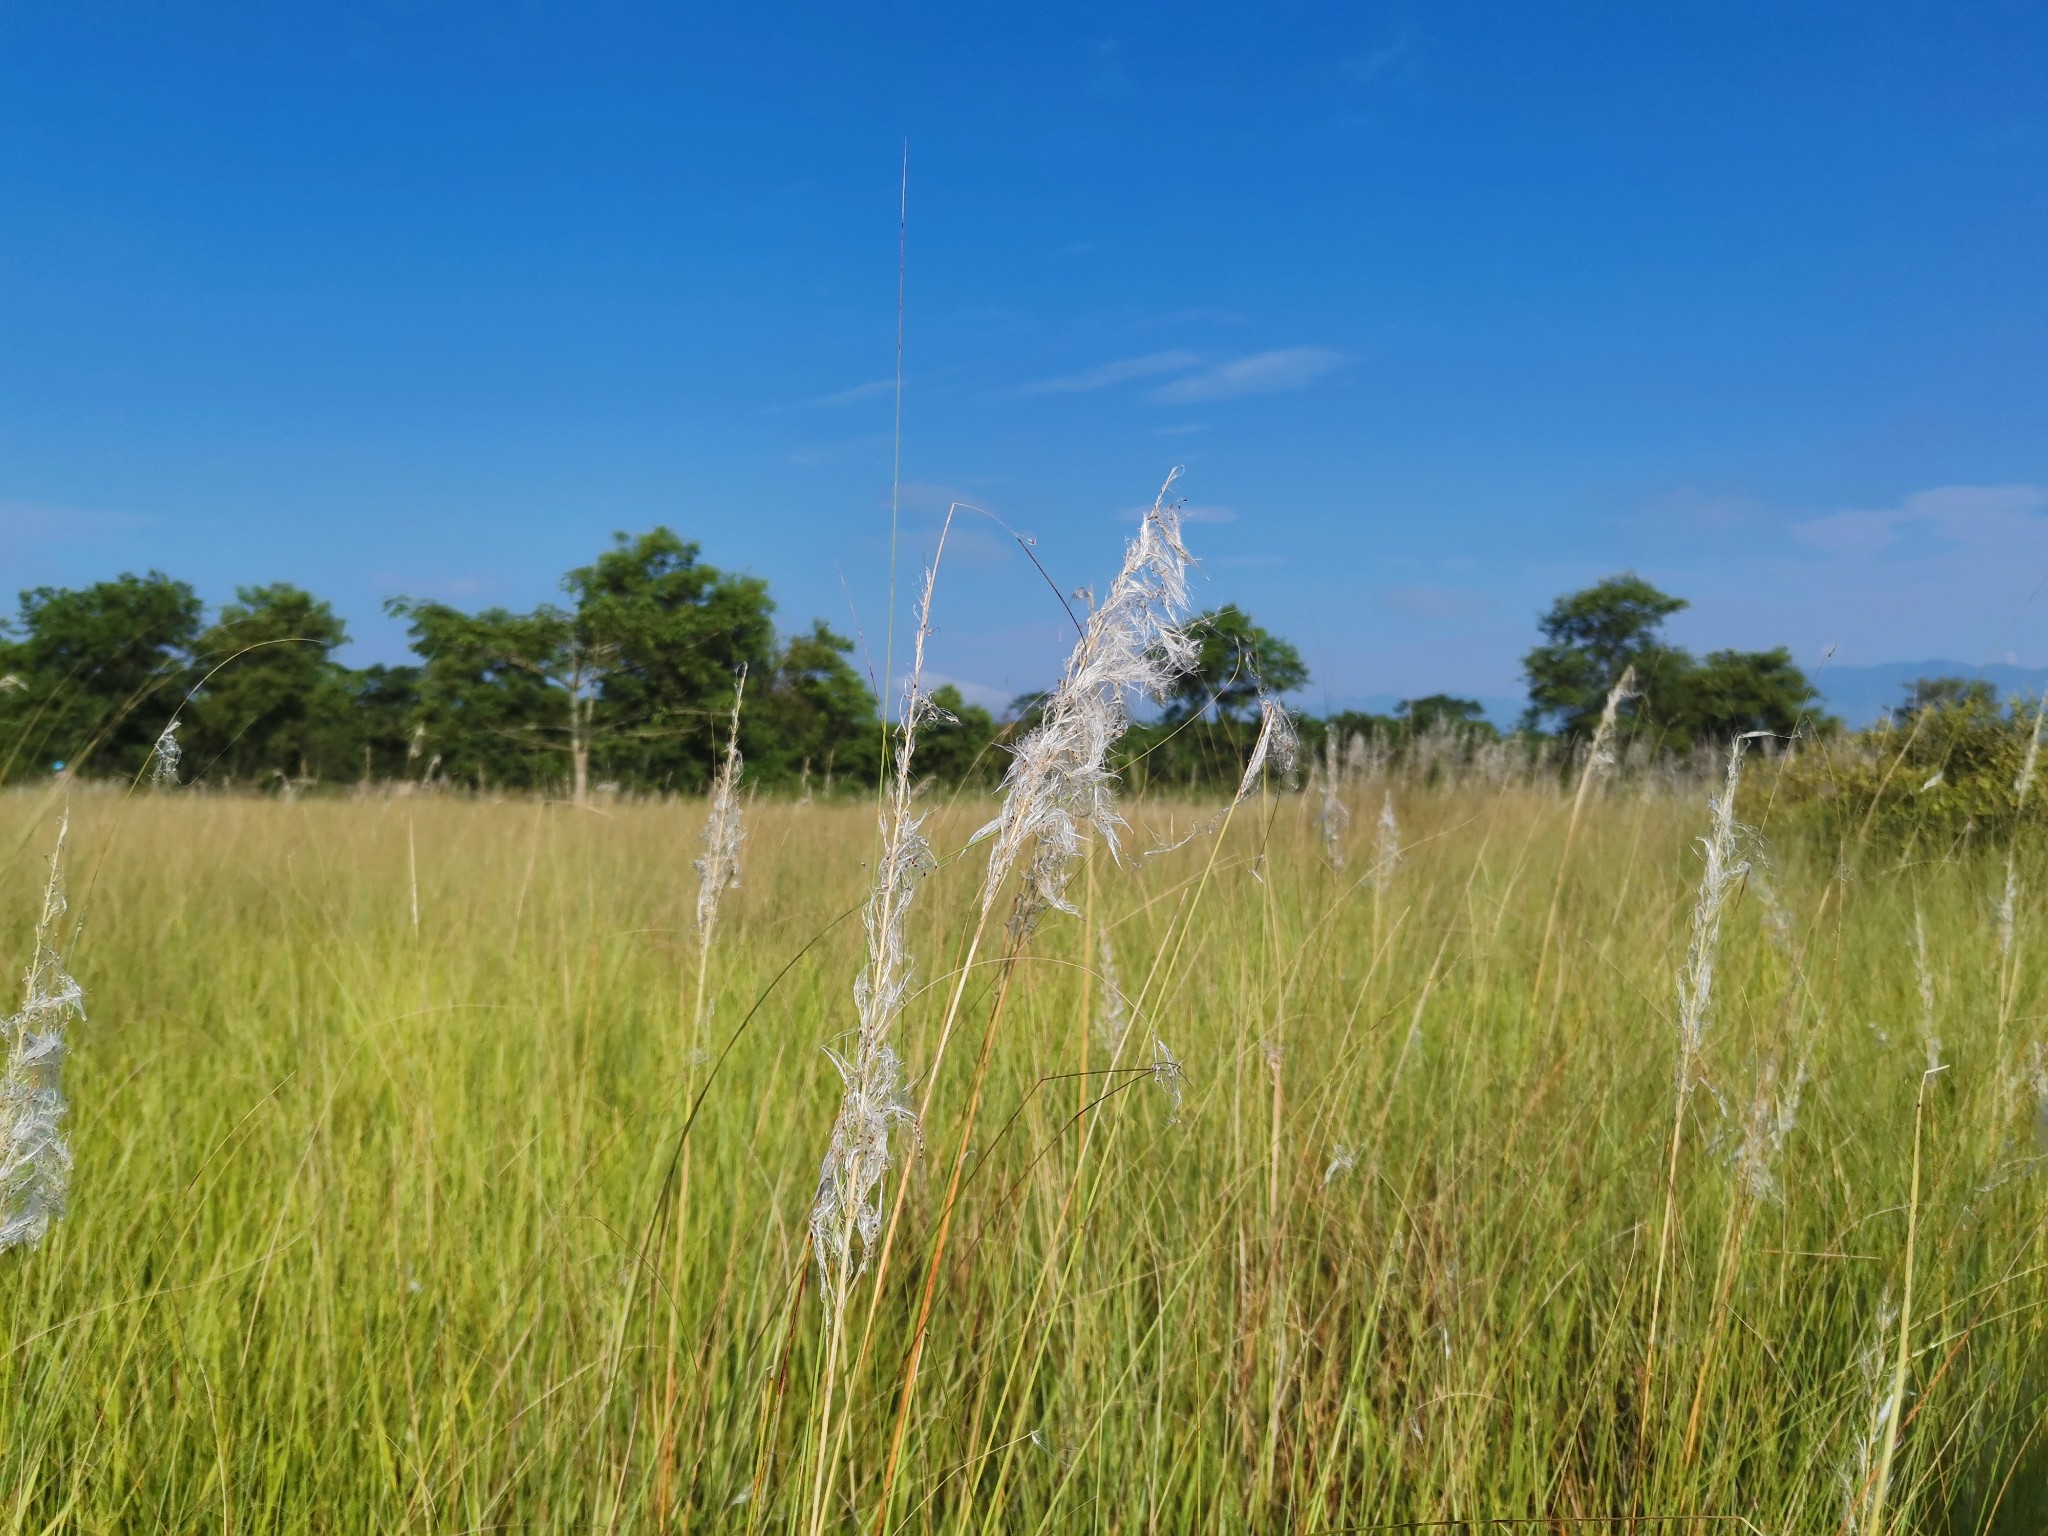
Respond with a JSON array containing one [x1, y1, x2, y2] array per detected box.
[[1773, 684, 2043, 844]]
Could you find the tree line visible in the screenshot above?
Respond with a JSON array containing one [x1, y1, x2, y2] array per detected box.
[[1, 527, 1970, 797]]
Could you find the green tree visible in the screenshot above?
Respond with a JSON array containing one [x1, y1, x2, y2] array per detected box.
[[1895, 676, 1996, 724], [346, 664, 423, 782], [1670, 648, 1823, 746], [1522, 575, 1690, 738], [185, 585, 355, 785], [0, 572, 201, 781], [752, 621, 879, 788], [1524, 576, 1825, 749], [1778, 679, 2032, 839], [566, 529, 778, 792], [385, 600, 579, 792], [1164, 605, 1309, 722], [915, 684, 1001, 787]]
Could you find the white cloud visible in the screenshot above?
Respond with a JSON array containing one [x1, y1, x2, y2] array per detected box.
[[1146, 347, 1347, 404], [1012, 350, 1201, 397], [1792, 484, 2047, 556]]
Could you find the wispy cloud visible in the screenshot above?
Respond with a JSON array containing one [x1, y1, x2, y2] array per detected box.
[[1792, 484, 2047, 556], [1154, 422, 1210, 436], [1147, 346, 1347, 404], [811, 378, 896, 408], [1012, 350, 1201, 398]]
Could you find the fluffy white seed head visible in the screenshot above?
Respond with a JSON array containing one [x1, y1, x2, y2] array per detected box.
[[1587, 666, 1636, 778], [1372, 792, 1402, 892], [974, 472, 1197, 921], [1148, 1038, 1185, 1123], [1317, 733, 1351, 871], [1237, 697, 1299, 801], [1095, 932, 1130, 1057], [2017, 694, 2046, 808], [692, 671, 747, 939], [1839, 1290, 1901, 1533], [1732, 1053, 1807, 1205], [1910, 906, 1941, 1072], [1674, 733, 1764, 1094], [810, 542, 949, 1300], [149, 720, 182, 788], [2, 815, 79, 1254]]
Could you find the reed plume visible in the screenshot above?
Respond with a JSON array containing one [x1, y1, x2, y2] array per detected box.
[[1316, 732, 1350, 869], [1, 814, 79, 1254], [810, 543, 947, 1298], [1912, 905, 1942, 1073], [1234, 696, 1299, 802], [870, 479, 1202, 1531], [1997, 695, 2043, 1032], [1673, 733, 1760, 1092], [802, 528, 953, 1536], [1531, 667, 1636, 1002], [149, 720, 182, 788], [1643, 731, 1762, 1451], [1095, 932, 1130, 1057], [973, 471, 1196, 923], [1371, 791, 1401, 892], [693, 668, 748, 943], [1732, 1051, 1807, 1205]]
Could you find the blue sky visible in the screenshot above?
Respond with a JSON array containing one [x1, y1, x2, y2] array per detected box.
[[3, 3, 2045, 713]]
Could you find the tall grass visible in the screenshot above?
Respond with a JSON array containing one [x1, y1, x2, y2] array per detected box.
[[3, 768, 2047, 1531]]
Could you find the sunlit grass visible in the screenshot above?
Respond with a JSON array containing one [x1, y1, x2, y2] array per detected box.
[[3, 778, 2046, 1531]]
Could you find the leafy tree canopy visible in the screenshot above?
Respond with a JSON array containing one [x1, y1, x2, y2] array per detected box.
[[383, 598, 578, 790], [1163, 605, 1309, 722], [1522, 574, 1689, 738], [568, 529, 780, 788], [915, 684, 1002, 788], [1895, 676, 1997, 723], [186, 585, 353, 784], [0, 572, 201, 779], [1524, 575, 1824, 749]]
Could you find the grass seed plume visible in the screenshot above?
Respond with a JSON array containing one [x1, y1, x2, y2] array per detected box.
[[693, 669, 748, 941], [810, 547, 946, 1299], [1, 814, 79, 1254], [974, 471, 1196, 921]]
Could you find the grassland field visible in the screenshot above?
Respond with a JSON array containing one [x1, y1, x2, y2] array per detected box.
[[3, 772, 2046, 1533]]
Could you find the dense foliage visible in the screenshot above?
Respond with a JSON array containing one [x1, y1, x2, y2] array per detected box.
[[0, 545, 1876, 798], [1775, 677, 2048, 844], [1522, 573, 1827, 748]]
